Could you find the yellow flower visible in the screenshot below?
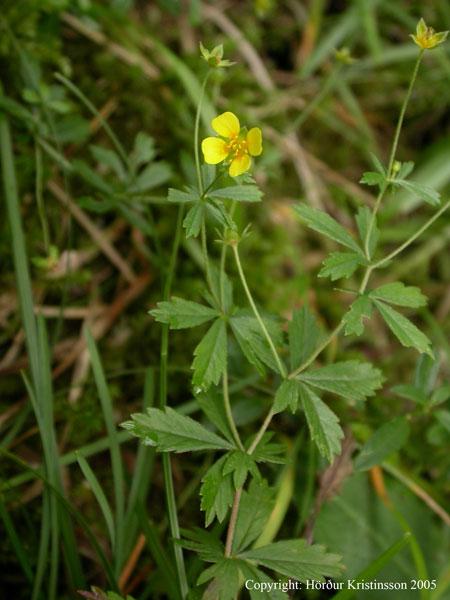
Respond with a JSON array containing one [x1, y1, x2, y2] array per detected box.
[[201, 111, 263, 177], [411, 18, 448, 50]]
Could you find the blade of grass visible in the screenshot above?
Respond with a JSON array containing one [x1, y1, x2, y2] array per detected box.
[[85, 328, 125, 576], [0, 498, 34, 584], [137, 503, 181, 600], [123, 368, 156, 558], [332, 533, 412, 599], [76, 453, 116, 549], [0, 448, 117, 590], [1, 101, 84, 593]]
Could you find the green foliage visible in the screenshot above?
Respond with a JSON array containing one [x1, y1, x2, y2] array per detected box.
[[299, 383, 344, 462], [354, 417, 410, 471], [192, 319, 227, 389], [295, 204, 362, 254], [150, 297, 219, 328], [200, 455, 235, 526], [239, 539, 344, 581], [288, 305, 323, 370], [122, 407, 233, 452], [373, 301, 433, 356], [298, 361, 384, 402], [319, 251, 365, 280]]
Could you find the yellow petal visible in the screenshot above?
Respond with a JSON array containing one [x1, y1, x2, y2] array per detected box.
[[247, 127, 263, 157], [211, 112, 240, 138], [229, 154, 251, 177], [201, 137, 228, 164]]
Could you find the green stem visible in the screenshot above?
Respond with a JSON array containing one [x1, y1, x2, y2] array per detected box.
[[158, 205, 188, 600], [194, 72, 211, 194], [364, 50, 424, 259], [232, 244, 287, 378], [223, 369, 244, 451], [374, 200, 450, 269]]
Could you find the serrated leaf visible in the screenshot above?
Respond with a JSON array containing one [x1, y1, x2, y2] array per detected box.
[[354, 417, 410, 471], [394, 179, 440, 207], [196, 389, 235, 444], [208, 185, 262, 202], [206, 200, 236, 229], [289, 305, 323, 370], [200, 456, 235, 526], [232, 479, 274, 554], [369, 282, 427, 308], [251, 432, 287, 465], [121, 407, 232, 452], [369, 153, 387, 175], [299, 383, 344, 462], [230, 310, 283, 375], [223, 450, 259, 489], [360, 171, 385, 187], [396, 161, 414, 180], [150, 297, 219, 329], [298, 360, 384, 402], [73, 159, 114, 194], [272, 379, 300, 414], [239, 539, 343, 582], [128, 162, 172, 192], [192, 319, 227, 389], [178, 528, 224, 562], [238, 562, 286, 600], [355, 205, 379, 259], [130, 132, 156, 167], [183, 202, 205, 238], [295, 205, 362, 254], [90, 145, 125, 180], [198, 559, 241, 600], [342, 295, 373, 336], [167, 187, 199, 203], [373, 300, 433, 356], [319, 251, 364, 281]]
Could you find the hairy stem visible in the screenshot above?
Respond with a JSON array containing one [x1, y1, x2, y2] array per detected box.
[[224, 487, 242, 557]]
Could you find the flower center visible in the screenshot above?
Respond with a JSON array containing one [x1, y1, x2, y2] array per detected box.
[[226, 136, 248, 158]]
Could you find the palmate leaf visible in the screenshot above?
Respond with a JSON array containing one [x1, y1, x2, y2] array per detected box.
[[239, 539, 344, 582], [192, 319, 227, 389], [368, 282, 427, 308], [295, 204, 362, 254], [150, 297, 219, 329], [288, 305, 323, 370], [342, 295, 373, 336], [298, 360, 384, 403], [121, 407, 232, 453], [299, 383, 344, 462], [373, 300, 433, 356], [354, 417, 410, 471], [319, 251, 364, 281], [200, 455, 235, 526], [360, 171, 385, 188], [222, 450, 260, 489]]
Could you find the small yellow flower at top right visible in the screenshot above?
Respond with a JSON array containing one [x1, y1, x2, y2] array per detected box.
[[411, 18, 448, 50]]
